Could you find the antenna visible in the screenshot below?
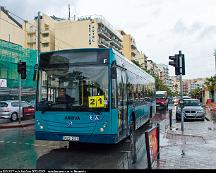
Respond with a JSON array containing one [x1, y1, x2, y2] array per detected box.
[[68, 4, 70, 20]]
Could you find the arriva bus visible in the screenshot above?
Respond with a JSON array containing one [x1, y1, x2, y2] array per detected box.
[[35, 48, 156, 144]]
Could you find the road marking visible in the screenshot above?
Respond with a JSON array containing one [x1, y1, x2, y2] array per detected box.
[[0, 140, 4, 143], [25, 143, 30, 145], [12, 141, 17, 144], [6, 141, 10, 143]]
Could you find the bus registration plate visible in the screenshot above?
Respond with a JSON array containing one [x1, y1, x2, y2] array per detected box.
[[63, 136, 79, 141]]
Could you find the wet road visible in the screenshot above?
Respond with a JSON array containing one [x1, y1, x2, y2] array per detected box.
[[0, 107, 169, 169]]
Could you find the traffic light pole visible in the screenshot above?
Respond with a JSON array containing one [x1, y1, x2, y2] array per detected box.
[[179, 52, 184, 133], [179, 73, 184, 133], [18, 72, 21, 124]]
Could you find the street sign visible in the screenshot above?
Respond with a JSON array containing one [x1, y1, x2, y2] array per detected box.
[[0, 79, 7, 87]]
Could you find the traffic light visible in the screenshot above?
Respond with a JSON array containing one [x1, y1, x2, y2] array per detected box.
[[169, 54, 180, 75], [169, 51, 185, 75], [180, 54, 185, 75], [17, 61, 26, 79]]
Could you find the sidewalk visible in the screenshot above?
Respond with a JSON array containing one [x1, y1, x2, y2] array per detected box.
[[153, 111, 216, 169], [0, 118, 34, 129]]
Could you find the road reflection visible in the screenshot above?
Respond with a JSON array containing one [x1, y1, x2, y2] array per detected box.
[[36, 125, 150, 169]]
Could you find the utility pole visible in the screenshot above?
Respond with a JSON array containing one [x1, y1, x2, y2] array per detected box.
[[68, 4, 71, 20], [17, 61, 26, 124], [18, 61, 21, 124], [37, 11, 41, 101], [214, 49, 216, 75]]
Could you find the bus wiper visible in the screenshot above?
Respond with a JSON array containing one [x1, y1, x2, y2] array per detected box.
[[37, 101, 51, 114]]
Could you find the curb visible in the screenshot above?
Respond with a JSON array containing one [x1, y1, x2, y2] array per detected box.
[[0, 122, 34, 129]]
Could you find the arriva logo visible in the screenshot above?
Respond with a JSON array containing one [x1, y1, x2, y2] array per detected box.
[[65, 116, 80, 120], [66, 121, 73, 127]]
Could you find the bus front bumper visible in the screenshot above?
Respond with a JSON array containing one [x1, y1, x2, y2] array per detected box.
[[35, 131, 118, 144]]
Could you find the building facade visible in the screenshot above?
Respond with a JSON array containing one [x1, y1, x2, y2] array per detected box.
[[55, 15, 123, 54], [0, 6, 25, 47], [118, 30, 139, 60]]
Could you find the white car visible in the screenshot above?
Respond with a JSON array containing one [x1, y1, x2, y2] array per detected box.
[[0, 100, 31, 121]]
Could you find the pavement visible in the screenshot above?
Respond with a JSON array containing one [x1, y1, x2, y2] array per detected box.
[[152, 108, 216, 169], [0, 118, 34, 129]]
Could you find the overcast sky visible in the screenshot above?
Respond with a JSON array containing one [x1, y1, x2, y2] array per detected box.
[[1, 0, 216, 79]]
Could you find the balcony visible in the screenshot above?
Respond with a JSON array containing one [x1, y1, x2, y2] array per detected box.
[[27, 31, 36, 35], [27, 39, 36, 44], [98, 38, 110, 48], [110, 39, 122, 50], [98, 28, 111, 41]]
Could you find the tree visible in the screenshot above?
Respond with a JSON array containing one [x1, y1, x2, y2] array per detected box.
[[190, 87, 202, 100], [204, 75, 216, 102]]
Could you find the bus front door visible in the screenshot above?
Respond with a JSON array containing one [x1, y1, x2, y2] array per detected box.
[[118, 69, 128, 139]]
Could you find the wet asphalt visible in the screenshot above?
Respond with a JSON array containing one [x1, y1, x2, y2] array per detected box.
[[1, 104, 215, 169]]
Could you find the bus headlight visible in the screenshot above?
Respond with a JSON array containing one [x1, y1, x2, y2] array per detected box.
[[100, 128, 104, 132]]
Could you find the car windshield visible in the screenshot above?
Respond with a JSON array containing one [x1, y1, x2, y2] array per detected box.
[[156, 94, 166, 99], [184, 100, 201, 106]]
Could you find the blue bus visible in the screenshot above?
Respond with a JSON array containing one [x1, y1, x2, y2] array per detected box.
[[35, 48, 156, 144]]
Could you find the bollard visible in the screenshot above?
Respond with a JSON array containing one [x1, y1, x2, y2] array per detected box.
[[169, 109, 172, 130]]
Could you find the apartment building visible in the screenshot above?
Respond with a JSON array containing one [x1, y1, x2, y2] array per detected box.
[[118, 30, 139, 60], [132, 51, 148, 69], [0, 6, 25, 47], [24, 13, 57, 52], [54, 15, 123, 54], [157, 64, 169, 85]]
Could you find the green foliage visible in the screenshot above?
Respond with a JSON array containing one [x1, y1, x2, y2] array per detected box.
[[190, 87, 202, 99], [205, 75, 216, 91]]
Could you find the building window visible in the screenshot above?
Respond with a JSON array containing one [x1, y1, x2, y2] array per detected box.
[[42, 43, 49, 47]]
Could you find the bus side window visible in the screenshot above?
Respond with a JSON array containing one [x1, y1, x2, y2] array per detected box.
[[112, 79, 117, 108]]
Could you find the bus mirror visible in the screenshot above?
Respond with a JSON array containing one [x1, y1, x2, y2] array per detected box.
[[111, 67, 117, 79], [33, 64, 38, 81]]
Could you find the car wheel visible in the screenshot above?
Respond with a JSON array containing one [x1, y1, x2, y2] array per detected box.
[[11, 112, 18, 121]]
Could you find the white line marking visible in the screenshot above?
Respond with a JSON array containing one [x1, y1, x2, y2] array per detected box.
[[12, 141, 17, 144], [0, 140, 4, 143]]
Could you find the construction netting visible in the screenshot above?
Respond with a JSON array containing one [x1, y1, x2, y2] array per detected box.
[[0, 39, 37, 101]]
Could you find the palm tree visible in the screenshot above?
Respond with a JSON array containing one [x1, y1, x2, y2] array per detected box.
[[204, 75, 216, 102]]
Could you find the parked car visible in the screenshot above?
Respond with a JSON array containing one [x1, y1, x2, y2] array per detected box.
[[176, 98, 205, 121], [183, 96, 191, 100], [29, 100, 36, 107], [0, 100, 33, 121]]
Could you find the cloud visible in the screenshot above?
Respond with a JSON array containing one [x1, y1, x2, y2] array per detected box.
[[171, 19, 203, 35], [198, 25, 216, 40]]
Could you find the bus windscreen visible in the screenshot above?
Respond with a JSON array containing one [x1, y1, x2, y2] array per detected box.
[[38, 50, 109, 112]]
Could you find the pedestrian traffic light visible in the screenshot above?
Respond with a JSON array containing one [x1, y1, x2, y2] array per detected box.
[[169, 54, 180, 75], [17, 61, 26, 79]]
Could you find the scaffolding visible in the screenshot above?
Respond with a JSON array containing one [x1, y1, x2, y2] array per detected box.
[[0, 39, 37, 101]]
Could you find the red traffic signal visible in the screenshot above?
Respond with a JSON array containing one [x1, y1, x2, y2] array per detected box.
[[17, 61, 26, 79]]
